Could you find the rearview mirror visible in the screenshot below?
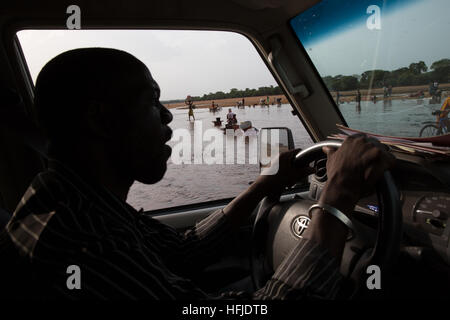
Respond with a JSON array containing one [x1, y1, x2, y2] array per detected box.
[[258, 127, 295, 174]]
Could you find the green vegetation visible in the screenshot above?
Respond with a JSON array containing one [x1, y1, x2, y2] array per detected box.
[[196, 86, 283, 101], [322, 58, 450, 91], [161, 85, 283, 104], [162, 58, 450, 103]]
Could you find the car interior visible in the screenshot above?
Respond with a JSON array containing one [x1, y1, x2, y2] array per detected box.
[[0, 0, 449, 300]]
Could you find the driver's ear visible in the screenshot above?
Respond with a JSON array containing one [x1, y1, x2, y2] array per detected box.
[[85, 100, 113, 139]]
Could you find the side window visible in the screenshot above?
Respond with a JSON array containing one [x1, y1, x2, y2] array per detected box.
[[17, 30, 313, 211]]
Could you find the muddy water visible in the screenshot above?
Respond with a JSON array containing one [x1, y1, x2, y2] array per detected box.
[[339, 97, 442, 137], [127, 104, 312, 211], [127, 98, 442, 211]]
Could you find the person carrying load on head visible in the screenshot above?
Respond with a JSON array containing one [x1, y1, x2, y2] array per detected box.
[[185, 95, 195, 121]]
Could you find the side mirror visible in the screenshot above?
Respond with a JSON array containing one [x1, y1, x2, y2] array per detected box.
[[258, 127, 295, 174]]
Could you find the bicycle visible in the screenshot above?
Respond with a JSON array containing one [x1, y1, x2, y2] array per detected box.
[[419, 110, 449, 137]]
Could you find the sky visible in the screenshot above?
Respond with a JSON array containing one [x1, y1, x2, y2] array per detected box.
[[291, 0, 450, 77], [292, 0, 450, 76], [17, 30, 278, 101], [291, 0, 419, 47]]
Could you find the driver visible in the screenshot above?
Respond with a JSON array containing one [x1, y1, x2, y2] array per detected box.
[[2, 48, 395, 299]]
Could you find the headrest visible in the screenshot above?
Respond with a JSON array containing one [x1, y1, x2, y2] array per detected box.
[[0, 207, 11, 230], [0, 84, 48, 158], [0, 83, 23, 104]]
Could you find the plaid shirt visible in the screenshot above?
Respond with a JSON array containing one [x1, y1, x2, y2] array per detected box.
[[4, 159, 343, 299]]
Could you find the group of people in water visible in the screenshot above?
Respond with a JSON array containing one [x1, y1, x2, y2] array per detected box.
[[336, 87, 390, 106], [335, 81, 444, 107], [185, 94, 240, 129], [336, 83, 450, 130], [185, 95, 284, 121]]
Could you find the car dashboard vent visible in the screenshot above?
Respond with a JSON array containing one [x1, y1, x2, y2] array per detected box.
[[314, 157, 328, 183]]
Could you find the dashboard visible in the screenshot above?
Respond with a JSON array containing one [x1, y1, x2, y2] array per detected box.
[[309, 152, 450, 265]]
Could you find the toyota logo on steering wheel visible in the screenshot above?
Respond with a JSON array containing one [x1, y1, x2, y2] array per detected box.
[[291, 215, 311, 238]]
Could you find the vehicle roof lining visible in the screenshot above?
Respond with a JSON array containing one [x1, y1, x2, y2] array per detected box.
[[2, 0, 321, 34]]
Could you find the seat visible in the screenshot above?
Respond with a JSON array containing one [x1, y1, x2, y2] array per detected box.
[[0, 84, 47, 214], [0, 207, 10, 230]]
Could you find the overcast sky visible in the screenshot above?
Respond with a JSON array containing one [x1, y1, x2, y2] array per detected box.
[[297, 0, 449, 77], [18, 30, 278, 101]]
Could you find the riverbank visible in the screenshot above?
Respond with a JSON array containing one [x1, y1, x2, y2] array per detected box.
[[164, 94, 288, 109], [333, 83, 450, 103], [163, 83, 450, 109]]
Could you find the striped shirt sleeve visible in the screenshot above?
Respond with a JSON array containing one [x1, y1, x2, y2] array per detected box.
[[37, 226, 342, 299], [32, 206, 213, 300], [139, 208, 235, 274], [140, 210, 343, 300], [252, 239, 343, 300], [9, 169, 343, 300]]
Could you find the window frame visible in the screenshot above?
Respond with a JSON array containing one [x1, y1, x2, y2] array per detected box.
[[9, 27, 314, 215]]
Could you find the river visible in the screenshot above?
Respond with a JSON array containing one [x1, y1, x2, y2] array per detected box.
[[127, 98, 442, 211]]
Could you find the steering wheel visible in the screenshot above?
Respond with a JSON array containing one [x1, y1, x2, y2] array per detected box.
[[251, 140, 402, 298]]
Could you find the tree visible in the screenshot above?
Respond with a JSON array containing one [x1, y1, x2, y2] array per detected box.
[[322, 76, 334, 90], [429, 59, 450, 83], [409, 61, 427, 74], [397, 71, 415, 86], [330, 75, 358, 91], [183, 57, 448, 103], [432, 66, 450, 83], [360, 70, 389, 87], [430, 59, 450, 70]]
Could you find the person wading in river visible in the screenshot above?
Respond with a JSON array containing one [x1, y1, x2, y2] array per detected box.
[[186, 95, 195, 121]]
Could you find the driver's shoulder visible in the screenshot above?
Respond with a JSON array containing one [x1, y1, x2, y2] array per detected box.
[[6, 170, 99, 259]]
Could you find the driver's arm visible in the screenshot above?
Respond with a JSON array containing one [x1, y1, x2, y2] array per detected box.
[[139, 150, 313, 276], [151, 135, 393, 299]]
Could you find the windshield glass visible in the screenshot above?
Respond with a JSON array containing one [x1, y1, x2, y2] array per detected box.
[[291, 0, 450, 138]]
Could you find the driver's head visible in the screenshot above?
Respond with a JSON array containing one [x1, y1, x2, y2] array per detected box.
[[35, 48, 173, 184]]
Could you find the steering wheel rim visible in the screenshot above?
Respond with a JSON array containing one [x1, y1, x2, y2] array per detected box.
[[251, 140, 402, 297]]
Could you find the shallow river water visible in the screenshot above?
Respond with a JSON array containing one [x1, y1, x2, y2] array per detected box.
[[127, 98, 442, 211]]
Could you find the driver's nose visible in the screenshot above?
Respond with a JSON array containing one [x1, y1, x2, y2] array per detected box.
[[160, 102, 173, 125]]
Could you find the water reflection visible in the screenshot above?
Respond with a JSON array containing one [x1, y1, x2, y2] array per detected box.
[[169, 104, 312, 149], [383, 99, 392, 112], [340, 97, 442, 137]]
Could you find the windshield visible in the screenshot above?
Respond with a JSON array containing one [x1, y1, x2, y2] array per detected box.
[[291, 0, 450, 138]]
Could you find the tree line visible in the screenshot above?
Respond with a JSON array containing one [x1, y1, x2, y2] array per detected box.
[[162, 58, 450, 103], [323, 58, 450, 92], [162, 85, 283, 104]]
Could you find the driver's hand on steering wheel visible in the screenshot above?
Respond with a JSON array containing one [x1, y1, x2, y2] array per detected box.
[[255, 148, 315, 196], [320, 133, 396, 214], [310, 134, 395, 260]]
